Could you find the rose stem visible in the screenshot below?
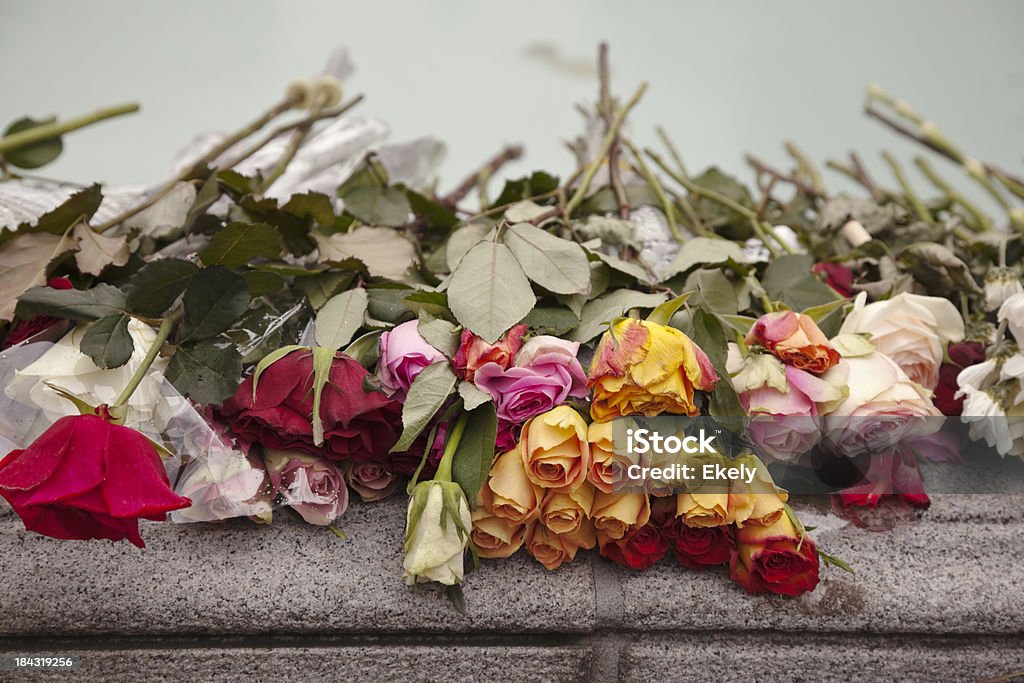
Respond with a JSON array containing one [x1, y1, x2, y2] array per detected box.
[[746, 153, 822, 199], [94, 94, 303, 232], [621, 138, 686, 242], [913, 157, 993, 231], [0, 103, 140, 155], [441, 145, 525, 208], [564, 81, 648, 218], [784, 140, 826, 198], [597, 42, 630, 220], [111, 310, 183, 410], [433, 413, 469, 484], [880, 151, 931, 222], [645, 148, 796, 256], [653, 127, 708, 234]]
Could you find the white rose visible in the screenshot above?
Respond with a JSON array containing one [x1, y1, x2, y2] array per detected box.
[[998, 292, 1024, 345], [839, 292, 964, 390], [170, 447, 273, 523], [8, 319, 183, 435], [402, 480, 472, 586], [822, 351, 941, 457]]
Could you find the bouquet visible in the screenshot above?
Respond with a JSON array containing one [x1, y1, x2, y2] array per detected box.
[[1, 44, 1020, 608]]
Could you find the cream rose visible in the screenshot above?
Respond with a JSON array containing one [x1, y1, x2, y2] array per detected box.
[[403, 480, 472, 586], [838, 292, 964, 389]]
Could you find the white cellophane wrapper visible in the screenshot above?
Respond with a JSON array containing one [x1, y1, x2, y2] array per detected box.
[[0, 322, 274, 523]]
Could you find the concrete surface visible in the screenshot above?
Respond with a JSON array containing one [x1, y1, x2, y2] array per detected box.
[[1, 495, 1022, 682]]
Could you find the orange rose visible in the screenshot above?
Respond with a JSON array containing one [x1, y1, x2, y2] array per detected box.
[[472, 486, 526, 559], [745, 311, 839, 374], [525, 519, 596, 570], [588, 318, 717, 421], [586, 420, 623, 493], [486, 448, 542, 524], [591, 490, 651, 540], [520, 406, 590, 493], [539, 483, 595, 535]]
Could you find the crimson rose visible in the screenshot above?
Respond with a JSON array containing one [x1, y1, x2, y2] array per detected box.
[[599, 523, 669, 570], [220, 349, 402, 462], [663, 517, 733, 569], [730, 515, 819, 596], [0, 414, 191, 547]]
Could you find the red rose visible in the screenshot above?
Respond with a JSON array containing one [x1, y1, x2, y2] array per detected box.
[[599, 523, 669, 570], [0, 414, 191, 547], [934, 342, 987, 416], [220, 349, 402, 462], [812, 262, 854, 298], [730, 515, 819, 596], [2, 277, 74, 348], [663, 517, 733, 569], [453, 324, 526, 382]]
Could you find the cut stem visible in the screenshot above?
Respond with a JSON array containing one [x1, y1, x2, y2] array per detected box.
[[913, 156, 992, 230], [0, 103, 139, 155], [881, 151, 930, 222], [433, 412, 469, 483], [111, 311, 182, 409]]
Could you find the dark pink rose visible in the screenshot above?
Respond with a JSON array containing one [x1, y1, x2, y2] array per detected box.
[[377, 320, 447, 399]]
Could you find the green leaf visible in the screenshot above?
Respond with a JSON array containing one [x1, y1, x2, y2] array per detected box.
[[13, 184, 103, 236], [79, 314, 133, 369], [366, 285, 414, 324], [391, 362, 457, 452], [342, 186, 411, 227], [818, 548, 855, 574], [521, 306, 579, 335], [690, 310, 743, 418], [418, 314, 459, 357], [763, 254, 839, 311], [0, 232, 75, 321], [242, 270, 285, 298], [297, 270, 355, 310], [588, 249, 653, 285], [404, 291, 451, 320], [451, 401, 498, 506], [689, 167, 755, 234], [315, 288, 368, 350], [2, 117, 62, 169], [661, 237, 746, 280], [458, 381, 492, 411], [568, 290, 667, 343], [718, 314, 757, 336], [199, 222, 282, 267], [179, 267, 250, 342], [646, 292, 693, 326], [445, 223, 491, 272], [448, 241, 535, 343], [165, 339, 243, 404], [504, 223, 590, 295], [685, 268, 738, 315], [126, 258, 198, 317], [899, 242, 983, 295], [344, 330, 382, 368], [283, 191, 336, 226], [491, 171, 559, 207], [181, 174, 222, 234], [16, 283, 126, 322], [407, 190, 459, 230]]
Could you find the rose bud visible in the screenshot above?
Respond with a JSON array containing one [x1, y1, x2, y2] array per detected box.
[[745, 311, 839, 375], [525, 519, 596, 570], [453, 324, 526, 383], [984, 267, 1024, 312], [473, 336, 588, 424], [377, 320, 447, 400], [519, 406, 590, 493], [539, 482, 595, 535], [265, 449, 349, 526], [345, 460, 401, 502], [663, 517, 734, 569], [485, 448, 542, 524], [839, 292, 964, 390], [472, 485, 526, 559], [729, 513, 820, 597], [812, 262, 854, 298], [403, 479, 472, 586], [220, 348, 402, 462], [586, 420, 625, 493], [0, 413, 191, 547], [591, 490, 651, 540], [589, 318, 717, 421], [598, 523, 669, 570], [2, 277, 73, 348]]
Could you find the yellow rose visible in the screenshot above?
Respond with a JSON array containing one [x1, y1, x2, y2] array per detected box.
[[587, 420, 623, 493], [728, 455, 789, 528], [591, 490, 651, 540], [539, 482, 595, 535], [486, 448, 542, 524], [472, 486, 526, 559], [525, 519, 596, 570], [520, 406, 590, 493], [588, 318, 718, 421]]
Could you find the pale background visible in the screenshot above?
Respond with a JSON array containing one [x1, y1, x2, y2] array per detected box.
[[1, 0, 1022, 198]]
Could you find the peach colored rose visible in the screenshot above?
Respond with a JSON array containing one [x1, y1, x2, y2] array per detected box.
[[525, 519, 596, 570], [539, 483, 595, 535], [591, 490, 651, 540], [586, 420, 624, 493], [472, 486, 526, 559], [520, 406, 590, 493], [485, 448, 542, 524]]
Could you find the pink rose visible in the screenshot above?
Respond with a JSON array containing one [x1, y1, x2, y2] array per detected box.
[[378, 320, 447, 399], [453, 324, 526, 383], [474, 336, 588, 423], [345, 460, 401, 502], [264, 449, 349, 525]]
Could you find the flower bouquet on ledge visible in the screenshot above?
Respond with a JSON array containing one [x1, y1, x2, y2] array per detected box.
[[1, 44, 1021, 610]]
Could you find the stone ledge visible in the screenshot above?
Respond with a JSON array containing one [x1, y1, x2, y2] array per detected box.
[[1, 495, 1022, 640]]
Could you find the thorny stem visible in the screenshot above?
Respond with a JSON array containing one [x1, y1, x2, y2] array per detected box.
[[881, 151, 931, 222], [442, 145, 524, 207], [0, 103, 140, 155], [654, 126, 707, 233], [621, 138, 685, 242], [111, 310, 182, 410], [564, 81, 648, 218], [784, 141, 826, 197], [94, 95, 303, 232], [597, 42, 630, 220], [746, 153, 822, 198]]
